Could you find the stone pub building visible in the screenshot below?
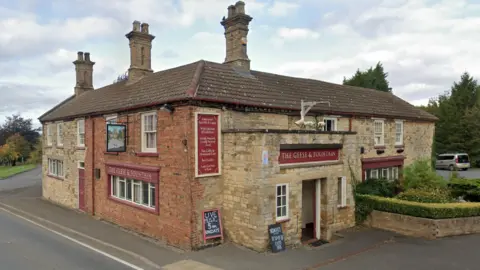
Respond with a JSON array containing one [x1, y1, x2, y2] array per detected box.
[[38, 1, 436, 252]]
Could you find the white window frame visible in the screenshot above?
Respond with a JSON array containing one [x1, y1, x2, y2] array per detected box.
[[105, 114, 118, 124], [370, 169, 379, 179], [275, 183, 289, 221], [373, 119, 385, 146], [391, 167, 399, 180], [110, 175, 156, 209], [337, 176, 347, 208], [77, 119, 85, 147], [78, 161, 85, 169], [46, 124, 53, 146], [141, 112, 157, 153], [381, 168, 389, 179], [323, 117, 338, 131], [395, 120, 404, 146], [56, 122, 64, 147], [48, 158, 64, 178]]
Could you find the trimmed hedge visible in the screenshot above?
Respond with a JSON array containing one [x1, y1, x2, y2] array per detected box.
[[448, 178, 480, 202], [355, 178, 396, 198], [356, 194, 480, 219], [396, 188, 454, 203]]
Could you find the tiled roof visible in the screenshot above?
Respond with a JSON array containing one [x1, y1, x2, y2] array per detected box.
[[39, 60, 437, 122]]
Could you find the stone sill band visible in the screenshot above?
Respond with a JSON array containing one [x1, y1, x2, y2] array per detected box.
[[108, 196, 159, 215], [276, 218, 290, 224], [47, 174, 64, 181], [135, 152, 160, 157], [104, 152, 119, 156]]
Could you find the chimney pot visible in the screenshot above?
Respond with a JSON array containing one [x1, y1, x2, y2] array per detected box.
[[227, 5, 236, 18], [84, 52, 90, 62], [235, 1, 245, 14], [141, 23, 149, 34], [132, 20, 141, 32], [77, 51, 84, 61]]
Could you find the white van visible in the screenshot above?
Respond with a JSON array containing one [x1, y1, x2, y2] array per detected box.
[[435, 153, 470, 171]]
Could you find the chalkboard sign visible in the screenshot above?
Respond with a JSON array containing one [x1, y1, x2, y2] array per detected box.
[[202, 209, 223, 241], [268, 223, 286, 253]]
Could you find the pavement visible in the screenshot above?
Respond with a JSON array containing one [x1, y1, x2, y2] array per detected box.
[[2, 167, 480, 269]]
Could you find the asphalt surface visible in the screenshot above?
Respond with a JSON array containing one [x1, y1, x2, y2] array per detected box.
[[436, 168, 480, 179], [0, 167, 139, 270], [0, 209, 133, 270]]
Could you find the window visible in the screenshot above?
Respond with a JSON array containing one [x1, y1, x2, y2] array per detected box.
[[110, 176, 156, 209], [337, 176, 347, 207], [366, 166, 400, 181], [77, 119, 85, 147], [395, 121, 403, 145], [374, 120, 384, 146], [323, 117, 337, 131], [57, 122, 64, 146], [275, 184, 289, 221], [106, 115, 118, 124], [46, 124, 53, 146], [141, 112, 157, 152], [48, 158, 64, 178], [78, 161, 85, 169]]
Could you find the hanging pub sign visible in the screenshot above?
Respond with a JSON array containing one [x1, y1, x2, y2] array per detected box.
[[106, 124, 127, 152], [195, 112, 221, 177]]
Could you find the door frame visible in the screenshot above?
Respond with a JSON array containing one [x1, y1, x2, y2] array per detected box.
[[78, 161, 86, 211], [313, 179, 321, 240]]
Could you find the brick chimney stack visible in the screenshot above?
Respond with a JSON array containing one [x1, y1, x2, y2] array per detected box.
[[73, 51, 95, 96], [126, 20, 155, 82], [220, 1, 253, 71]]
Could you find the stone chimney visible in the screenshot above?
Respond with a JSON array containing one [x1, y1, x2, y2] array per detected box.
[[125, 20, 155, 81], [73, 51, 95, 96], [220, 1, 253, 71]]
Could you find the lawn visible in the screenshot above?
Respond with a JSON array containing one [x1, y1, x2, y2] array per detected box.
[[0, 164, 37, 179]]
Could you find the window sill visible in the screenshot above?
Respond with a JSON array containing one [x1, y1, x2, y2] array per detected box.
[[337, 205, 349, 209], [76, 146, 86, 150], [275, 218, 290, 224], [374, 145, 386, 150], [104, 152, 119, 156], [108, 196, 158, 214], [394, 145, 404, 149], [47, 174, 64, 181], [135, 152, 159, 157]]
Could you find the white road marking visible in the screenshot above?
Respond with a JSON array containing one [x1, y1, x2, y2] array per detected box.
[[0, 206, 145, 270]]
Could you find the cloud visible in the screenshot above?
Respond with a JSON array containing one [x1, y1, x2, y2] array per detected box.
[[160, 49, 180, 59], [268, 2, 300, 17], [277, 27, 320, 40]]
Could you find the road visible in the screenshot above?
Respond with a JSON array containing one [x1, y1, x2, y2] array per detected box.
[[0, 167, 141, 270], [0, 209, 133, 270], [436, 168, 480, 179]]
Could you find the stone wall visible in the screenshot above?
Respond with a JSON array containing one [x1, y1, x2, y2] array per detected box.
[[367, 210, 480, 239], [42, 120, 85, 208]]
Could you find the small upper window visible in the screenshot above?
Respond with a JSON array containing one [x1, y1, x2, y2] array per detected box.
[[141, 112, 157, 153], [323, 117, 337, 131], [395, 121, 404, 145], [276, 184, 289, 221], [57, 122, 64, 147], [77, 119, 85, 147]]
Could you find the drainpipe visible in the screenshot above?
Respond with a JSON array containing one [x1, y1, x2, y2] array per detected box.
[[91, 117, 96, 216]]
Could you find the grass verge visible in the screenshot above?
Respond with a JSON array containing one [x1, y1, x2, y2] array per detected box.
[[0, 164, 37, 179]]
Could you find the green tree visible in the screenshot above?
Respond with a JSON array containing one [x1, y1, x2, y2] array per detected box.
[[343, 62, 392, 92], [0, 114, 40, 147], [29, 138, 42, 165], [6, 133, 30, 165]]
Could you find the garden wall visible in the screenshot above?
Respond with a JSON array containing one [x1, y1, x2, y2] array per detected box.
[[366, 210, 480, 239]]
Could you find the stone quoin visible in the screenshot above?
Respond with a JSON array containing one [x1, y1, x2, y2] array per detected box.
[[38, 1, 437, 252]]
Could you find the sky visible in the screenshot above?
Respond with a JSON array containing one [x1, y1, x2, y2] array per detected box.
[[1, 0, 479, 128]]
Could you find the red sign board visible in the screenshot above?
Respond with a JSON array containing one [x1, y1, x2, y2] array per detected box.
[[196, 113, 220, 177], [279, 149, 339, 164], [106, 164, 158, 183]]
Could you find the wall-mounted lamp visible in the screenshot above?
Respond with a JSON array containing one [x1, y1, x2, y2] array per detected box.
[[160, 104, 175, 113]]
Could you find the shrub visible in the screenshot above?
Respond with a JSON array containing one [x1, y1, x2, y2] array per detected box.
[[396, 188, 453, 203], [448, 178, 480, 202], [355, 178, 396, 198], [402, 158, 447, 190], [356, 194, 480, 219]]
